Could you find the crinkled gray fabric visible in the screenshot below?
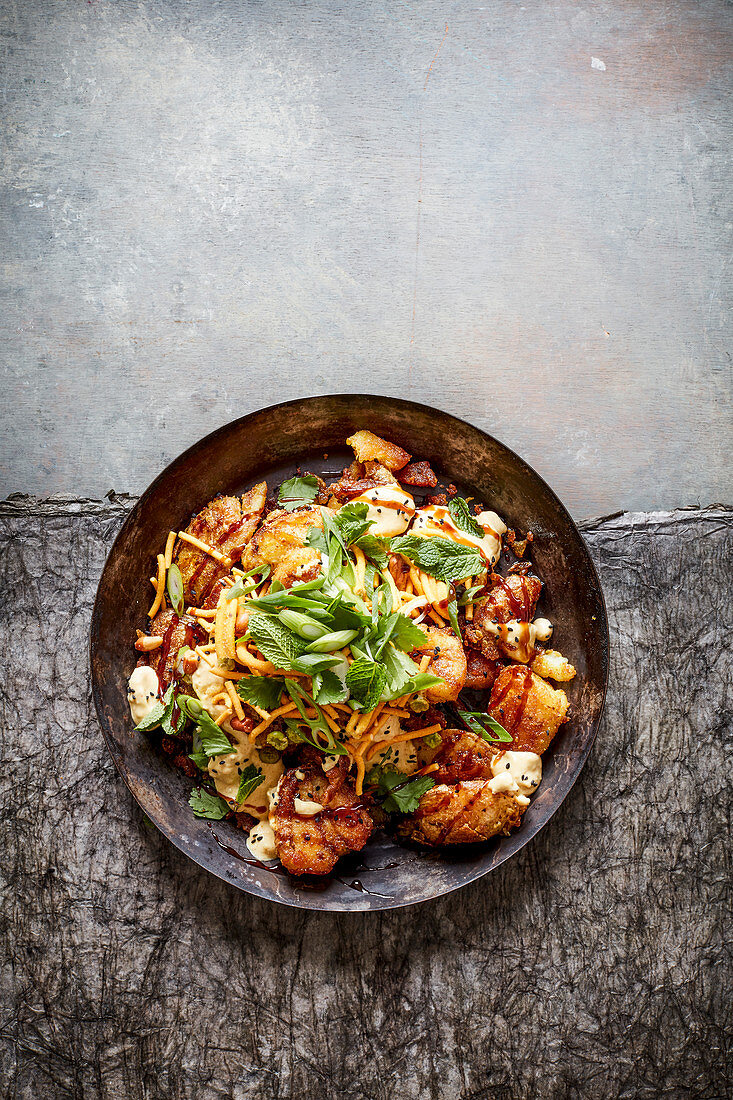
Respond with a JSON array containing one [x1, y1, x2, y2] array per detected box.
[[0, 499, 730, 1099]]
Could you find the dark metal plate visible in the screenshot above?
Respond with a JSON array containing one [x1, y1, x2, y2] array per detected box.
[[90, 395, 609, 911]]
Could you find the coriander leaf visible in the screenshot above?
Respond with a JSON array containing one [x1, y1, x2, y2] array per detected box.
[[379, 646, 444, 701], [448, 496, 485, 538], [189, 788, 230, 819], [305, 527, 329, 555], [388, 613, 429, 653], [332, 500, 374, 547], [278, 474, 320, 510], [197, 710, 236, 757], [391, 535, 484, 584], [377, 770, 436, 814], [346, 657, 387, 711], [188, 752, 210, 771], [236, 764, 264, 804], [237, 676, 286, 711], [457, 710, 513, 742], [248, 612, 309, 669], [313, 668, 349, 705]]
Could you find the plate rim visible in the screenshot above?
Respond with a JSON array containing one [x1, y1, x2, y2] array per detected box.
[[89, 393, 610, 911]]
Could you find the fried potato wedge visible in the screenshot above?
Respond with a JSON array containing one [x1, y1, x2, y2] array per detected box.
[[488, 666, 569, 755], [346, 430, 411, 471], [401, 780, 523, 846]]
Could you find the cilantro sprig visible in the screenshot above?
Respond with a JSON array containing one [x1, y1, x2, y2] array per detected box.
[[367, 768, 436, 814]]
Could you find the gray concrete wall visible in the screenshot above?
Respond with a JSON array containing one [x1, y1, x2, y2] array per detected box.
[[1, 0, 731, 517]]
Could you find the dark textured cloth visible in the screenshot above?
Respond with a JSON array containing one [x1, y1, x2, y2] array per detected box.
[[0, 498, 730, 1099]]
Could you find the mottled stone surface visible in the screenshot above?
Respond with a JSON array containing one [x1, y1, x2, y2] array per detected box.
[[0, 499, 730, 1098], [1, 0, 731, 514]]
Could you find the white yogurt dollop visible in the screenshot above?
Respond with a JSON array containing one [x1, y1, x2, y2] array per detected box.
[[246, 820, 278, 861], [488, 750, 542, 807], [350, 485, 416, 536], [127, 666, 160, 725]]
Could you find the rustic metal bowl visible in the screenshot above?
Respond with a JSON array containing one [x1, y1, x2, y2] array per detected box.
[[90, 395, 609, 911]]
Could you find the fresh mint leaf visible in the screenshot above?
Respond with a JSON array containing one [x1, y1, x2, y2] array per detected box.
[[354, 533, 389, 568], [188, 751, 210, 771], [391, 535, 484, 584], [237, 676, 286, 711], [197, 710, 235, 757], [457, 711, 513, 742], [448, 496, 485, 538], [236, 764, 264, 804], [346, 657, 387, 711], [278, 474, 320, 510], [248, 612, 309, 669], [134, 696, 165, 732], [189, 788, 230, 819]]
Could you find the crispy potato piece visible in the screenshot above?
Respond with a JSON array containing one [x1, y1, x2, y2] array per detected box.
[[176, 483, 267, 604], [401, 780, 523, 846], [241, 504, 324, 587], [464, 574, 543, 659], [477, 573, 542, 625], [530, 649, 576, 682], [464, 648, 500, 690], [418, 728, 496, 783], [415, 627, 467, 703], [398, 461, 438, 487], [271, 760, 373, 875], [488, 666, 569, 755], [328, 460, 397, 503], [346, 430, 411, 471]]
